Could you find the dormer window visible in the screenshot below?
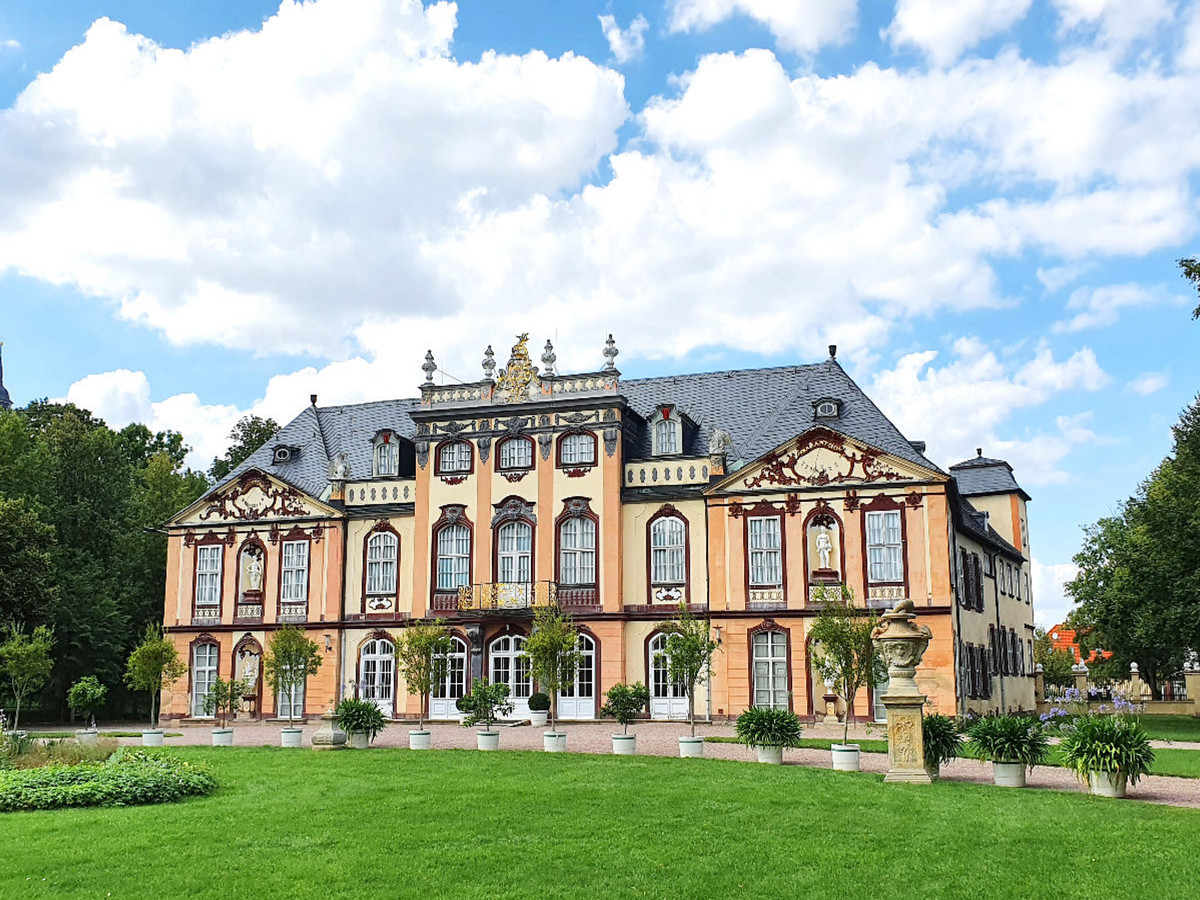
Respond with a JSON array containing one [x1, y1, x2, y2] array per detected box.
[[272, 444, 299, 464], [652, 409, 680, 456], [437, 441, 472, 474], [814, 398, 841, 419], [375, 441, 398, 477]]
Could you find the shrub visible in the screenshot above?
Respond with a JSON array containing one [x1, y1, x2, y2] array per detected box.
[[8, 738, 118, 770], [1059, 713, 1155, 786], [735, 707, 804, 749], [455, 695, 472, 714], [202, 676, 250, 729], [528, 692, 551, 713], [600, 682, 649, 735], [0, 749, 216, 812], [922, 714, 963, 769], [462, 679, 513, 731], [335, 698, 387, 743], [67, 677, 107, 730], [967, 714, 1048, 771]]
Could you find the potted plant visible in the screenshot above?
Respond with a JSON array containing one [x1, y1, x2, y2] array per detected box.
[[335, 697, 387, 749], [1059, 712, 1155, 798], [393, 619, 452, 749], [601, 682, 649, 755], [0, 624, 54, 734], [922, 713, 963, 780], [528, 692, 551, 728], [124, 624, 187, 746], [202, 676, 249, 746], [263, 625, 323, 748], [522, 607, 580, 752], [67, 676, 107, 744], [462, 678, 513, 750], [735, 706, 804, 764], [967, 714, 1049, 787], [656, 602, 721, 757], [808, 594, 881, 771]]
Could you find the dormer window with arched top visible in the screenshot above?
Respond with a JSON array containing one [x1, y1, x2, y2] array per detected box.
[[374, 439, 398, 477], [813, 398, 841, 420], [651, 408, 680, 456]]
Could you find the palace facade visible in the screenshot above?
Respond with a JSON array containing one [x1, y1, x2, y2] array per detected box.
[[161, 336, 1036, 724]]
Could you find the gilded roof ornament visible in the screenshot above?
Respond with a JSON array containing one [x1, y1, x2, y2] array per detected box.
[[495, 333, 539, 403]]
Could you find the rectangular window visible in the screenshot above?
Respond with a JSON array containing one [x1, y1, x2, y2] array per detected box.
[[752, 631, 788, 709], [196, 545, 223, 608], [281, 540, 309, 604], [438, 442, 471, 473], [561, 434, 595, 466], [436, 525, 471, 591], [654, 418, 678, 455], [651, 517, 686, 584], [559, 518, 596, 585], [973, 554, 984, 611], [747, 516, 782, 587], [375, 442, 398, 477], [866, 510, 903, 583], [499, 439, 532, 469]]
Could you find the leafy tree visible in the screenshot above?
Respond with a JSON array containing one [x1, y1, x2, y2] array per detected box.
[[263, 626, 322, 726], [124, 624, 187, 728], [521, 606, 580, 730], [117, 423, 190, 469], [0, 497, 57, 627], [1032, 628, 1076, 689], [202, 676, 250, 729], [0, 624, 55, 731], [600, 682, 649, 735], [808, 597, 882, 747], [67, 676, 108, 729], [656, 602, 721, 737], [1180, 256, 1200, 319], [210, 415, 279, 481], [461, 678, 513, 731], [393, 619, 452, 731]]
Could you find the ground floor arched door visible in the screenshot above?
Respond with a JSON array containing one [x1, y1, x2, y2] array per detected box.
[[360, 637, 395, 717], [430, 635, 468, 720], [490, 633, 532, 718], [191, 642, 218, 718], [558, 633, 596, 719], [649, 633, 688, 719]]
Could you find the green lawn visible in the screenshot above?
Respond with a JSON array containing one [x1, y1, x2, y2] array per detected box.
[[4, 748, 1200, 900], [1138, 715, 1200, 743]]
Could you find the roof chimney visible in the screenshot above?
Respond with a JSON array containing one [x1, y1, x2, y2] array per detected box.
[[828, 344, 837, 359], [310, 394, 318, 406]]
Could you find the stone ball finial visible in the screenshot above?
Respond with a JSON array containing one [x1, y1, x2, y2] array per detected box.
[[541, 339, 557, 376], [603, 333, 619, 370], [1130, 661, 1139, 674], [422, 350, 437, 384]]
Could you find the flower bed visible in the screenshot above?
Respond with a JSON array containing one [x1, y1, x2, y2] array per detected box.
[[0, 748, 216, 812]]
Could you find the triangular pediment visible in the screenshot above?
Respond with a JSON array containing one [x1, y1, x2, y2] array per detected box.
[[172, 469, 335, 526], [709, 427, 944, 494]]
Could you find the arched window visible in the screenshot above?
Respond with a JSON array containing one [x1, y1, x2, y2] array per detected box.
[[359, 636, 395, 716], [650, 516, 686, 585], [431, 635, 468, 718], [751, 630, 788, 710], [366, 531, 398, 594], [497, 436, 533, 471], [558, 517, 596, 585], [648, 633, 687, 719], [489, 634, 532, 712], [375, 441, 398, 477], [436, 524, 471, 591], [559, 432, 596, 467], [191, 641, 219, 717], [437, 441, 472, 474], [652, 411, 680, 456], [496, 521, 533, 583]]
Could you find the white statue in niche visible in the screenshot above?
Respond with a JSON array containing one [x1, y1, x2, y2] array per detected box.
[[815, 528, 833, 569], [239, 649, 260, 689], [244, 548, 264, 591]]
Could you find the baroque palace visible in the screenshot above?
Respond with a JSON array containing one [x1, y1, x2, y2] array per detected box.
[[162, 335, 1036, 724]]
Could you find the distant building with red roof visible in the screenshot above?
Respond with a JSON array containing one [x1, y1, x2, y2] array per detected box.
[[1048, 624, 1111, 664]]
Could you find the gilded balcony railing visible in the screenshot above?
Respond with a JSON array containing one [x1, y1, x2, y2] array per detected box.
[[457, 581, 558, 612]]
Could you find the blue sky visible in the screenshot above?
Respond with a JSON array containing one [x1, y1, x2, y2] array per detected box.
[[2, 0, 1199, 626]]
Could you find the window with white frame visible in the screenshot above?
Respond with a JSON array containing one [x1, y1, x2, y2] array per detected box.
[[748, 516, 782, 586], [497, 521, 533, 583], [560, 433, 595, 466], [650, 516, 686, 584], [277, 672, 305, 719], [195, 545, 223, 608], [498, 437, 533, 470], [652, 415, 679, 455], [375, 440, 398, 477], [366, 531, 398, 594], [435, 524, 471, 591], [191, 642, 219, 717], [559, 517, 596, 584], [752, 631, 788, 709], [438, 441, 471, 473], [281, 540, 309, 603], [866, 510, 903, 583]]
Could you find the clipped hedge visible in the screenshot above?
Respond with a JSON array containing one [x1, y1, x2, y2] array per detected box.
[[0, 749, 216, 813]]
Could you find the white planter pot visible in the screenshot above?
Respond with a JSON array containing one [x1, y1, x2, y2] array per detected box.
[[75, 729, 99, 745], [1088, 770, 1128, 798], [141, 729, 164, 747], [409, 730, 432, 750], [993, 761, 1027, 787], [477, 730, 500, 751], [280, 727, 304, 748], [831, 744, 861, 771], [757, 745, 784, 765], [529, 711, 549, 727], [612, 734, 637, 755], [543, 732, 567, 753], [211, 728, 234, 747], [349, 731, 370, 750], [679, 737, 705, 758]]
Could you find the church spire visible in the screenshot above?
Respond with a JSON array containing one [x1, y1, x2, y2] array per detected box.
[[0, 343, 12, 412]]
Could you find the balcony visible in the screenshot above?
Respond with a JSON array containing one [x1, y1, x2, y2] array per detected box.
[[458, 581, 558, 613]]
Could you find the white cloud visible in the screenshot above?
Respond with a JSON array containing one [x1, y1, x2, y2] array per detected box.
[[885, 0, 1033, 67], [1031, 558, 1080, 628], [666, 0, 858, 54], [1052, 0, 1174, 54], [1036, 262, 1093, 293], [1130, 371, 1169, 395], [598, 13, 648, 64], [0, 39, 20, 53], [1052, 282, 1184, 333]]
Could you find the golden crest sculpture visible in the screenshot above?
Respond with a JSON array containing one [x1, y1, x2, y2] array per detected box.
[[494, 333, 539, 403]]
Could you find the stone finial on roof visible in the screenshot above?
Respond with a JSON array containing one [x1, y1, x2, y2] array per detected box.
[[541, 340, 556, 376], [481, 345, 496, 383], [976, 447, 982, 457], [422, 350, 437, 384], [828, 344, 837, 359], [603, 334, 619, 370]]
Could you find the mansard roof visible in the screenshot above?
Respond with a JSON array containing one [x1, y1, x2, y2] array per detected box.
[[949, 452, 1030, 501], [953, 491, 1023, 561]]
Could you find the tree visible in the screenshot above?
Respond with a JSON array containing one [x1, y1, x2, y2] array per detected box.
[[202, 676, 250, 729], [601, 682, 649, 735], [808, 598, 882, 747], [263, 626, 322, 727], [522, 606, 580, 731], [124, 624, 187, 728], [656, 602, 720, 737], [0, 497, 57, 627], [393, 619, 452, 731], [461, 678, 513, 731], [1032, 628, 1076, 689], [0, 624, 55, 731], [210, 415, 279, 481], [1180, 256, 1200, 319], [67, 676, 108, 729]]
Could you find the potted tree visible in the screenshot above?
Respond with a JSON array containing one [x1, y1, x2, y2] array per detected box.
[[922, 713, 963, 780], [394, 619, 452, 749], [124, 624, 187, 746], [1059, 712, 1155, 798], [735, 706, 804, 764], [528, 693, 551, 728], [202, 676, 249, 746], [657, 602, 721, 757], [967, 714, 1049, 787], [601, 682, 649, 755], [67, 676, 106, 744], [263, 625, 323, 748], [808, 596, 881, 771], [335, 697, 387, 749], [0, 624, 55, 735], [462, 678, 513, 750], [522, 607, 580, 752]]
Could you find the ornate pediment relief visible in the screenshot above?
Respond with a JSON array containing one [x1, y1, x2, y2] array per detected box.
[[177, 471, 328, 525]]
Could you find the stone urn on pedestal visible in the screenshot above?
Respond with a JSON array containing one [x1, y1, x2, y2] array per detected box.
[[871, 600, 934, 784]]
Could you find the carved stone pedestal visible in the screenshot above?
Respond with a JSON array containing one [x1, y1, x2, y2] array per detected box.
[[880, 695, 930, 784], [311, 712, 347, 751], [822, 692, 840, 726], [872, 599, 933, 785]]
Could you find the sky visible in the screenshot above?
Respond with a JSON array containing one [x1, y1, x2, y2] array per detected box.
[[2, 0, 1199, 628]]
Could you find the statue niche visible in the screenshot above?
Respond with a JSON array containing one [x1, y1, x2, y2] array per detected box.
[[239, 542, 265, 602], [807, 514, 842, 585]]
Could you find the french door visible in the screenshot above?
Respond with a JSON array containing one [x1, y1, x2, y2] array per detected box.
[[649, 634, 688, 719], [489, 634, 532, 718], [360, 637, 395, 717], [191, 643, 218, 717], [430, 636, 468, 719], [558, 634, 596, 719]]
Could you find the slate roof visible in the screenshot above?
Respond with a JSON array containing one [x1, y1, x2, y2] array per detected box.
[[949, 453, 1029, 500]]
